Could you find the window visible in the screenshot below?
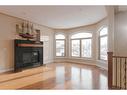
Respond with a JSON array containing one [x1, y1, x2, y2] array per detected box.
[[99, 27, 108, 60], [71, 32, 92, 58], [55, 34, 65, 57], [82, 39, 92, 57], [72, 40, 80, 57]]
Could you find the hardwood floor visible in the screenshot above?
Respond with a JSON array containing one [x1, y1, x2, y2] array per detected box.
[[0, 63, 108, 90]]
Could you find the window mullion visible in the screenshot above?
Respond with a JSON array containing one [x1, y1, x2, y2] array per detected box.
[[80, 39, 82, 58]]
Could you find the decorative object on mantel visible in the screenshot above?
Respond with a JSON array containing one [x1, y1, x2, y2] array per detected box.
[[35, 29, 41, 43], [16, 21, 38, 40]]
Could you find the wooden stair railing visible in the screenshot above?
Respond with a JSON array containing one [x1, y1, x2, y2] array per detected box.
[[108, 52, 127, 89], [108, 52, 113, 89]]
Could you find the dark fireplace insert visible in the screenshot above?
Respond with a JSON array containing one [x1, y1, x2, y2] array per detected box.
[[23, 51, 39, 64], [14, 39, 43, 72]]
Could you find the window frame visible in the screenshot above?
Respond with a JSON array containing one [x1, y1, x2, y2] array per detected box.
[[55, 34, 66, 57], [70, 32, 92, 58], [99, 27, 108, 61]]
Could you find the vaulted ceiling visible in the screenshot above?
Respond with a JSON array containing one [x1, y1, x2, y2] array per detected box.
[[0, 6, 107, 29]]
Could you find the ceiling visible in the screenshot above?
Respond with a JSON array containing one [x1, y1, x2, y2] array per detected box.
[[0, 6, 107, 29]]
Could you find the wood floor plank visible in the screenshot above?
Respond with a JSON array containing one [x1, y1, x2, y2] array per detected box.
[[0, 66, 52, 83]]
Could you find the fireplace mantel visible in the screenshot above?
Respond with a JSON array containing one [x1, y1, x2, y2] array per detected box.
[[17, 43, 43, 47]]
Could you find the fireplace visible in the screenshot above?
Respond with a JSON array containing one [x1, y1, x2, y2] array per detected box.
[[23, 51, 39, 64], [14, 39, 43, 72]]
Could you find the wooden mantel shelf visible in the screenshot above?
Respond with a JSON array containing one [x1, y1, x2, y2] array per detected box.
[[17, 44, 43, 47]]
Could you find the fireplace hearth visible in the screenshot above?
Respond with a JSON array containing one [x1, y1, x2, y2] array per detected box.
[[14, 39, 43, 72]]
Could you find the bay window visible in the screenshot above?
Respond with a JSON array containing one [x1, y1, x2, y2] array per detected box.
[[71, 32, 92, 58]]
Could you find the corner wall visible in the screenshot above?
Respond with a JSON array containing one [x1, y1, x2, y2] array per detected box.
[[114, 11, 127, 56]]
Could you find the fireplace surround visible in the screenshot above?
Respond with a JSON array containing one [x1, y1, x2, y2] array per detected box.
[[14, 39, 43, 72]]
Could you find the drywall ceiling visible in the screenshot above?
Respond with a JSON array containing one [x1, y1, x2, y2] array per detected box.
[[0, 6, 107, 29]]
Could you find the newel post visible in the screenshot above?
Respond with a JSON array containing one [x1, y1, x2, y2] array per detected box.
[[107, 52, 113, 89]]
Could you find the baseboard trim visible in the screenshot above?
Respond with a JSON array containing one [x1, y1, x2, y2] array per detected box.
[[44, 60, 54, 64], [96, 60, 108, 70], [67, 60, 95, 66], [96, 64, 108, 70], [0, 68, 14, 73]]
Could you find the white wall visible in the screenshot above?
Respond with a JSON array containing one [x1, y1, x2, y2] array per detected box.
[[0, 13, 54, 72], [0, 13, 21, 72], [114, 11, 127, 56]]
